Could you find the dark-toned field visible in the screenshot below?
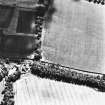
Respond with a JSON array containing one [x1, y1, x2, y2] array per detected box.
[[0, 0, 105, 105]]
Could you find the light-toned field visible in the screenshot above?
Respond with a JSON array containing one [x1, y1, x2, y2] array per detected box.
[[1, 0, 105, 105], [0, 73, 105, 105], [42, 0, 105, 73], [13, 74, 105, 105]]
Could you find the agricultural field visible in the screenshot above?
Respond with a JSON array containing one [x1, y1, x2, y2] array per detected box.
[[0, 0, 105, 105], [13, 0, 105, 104], [14, 73, 105, 105], [42, 0, 105, 73]]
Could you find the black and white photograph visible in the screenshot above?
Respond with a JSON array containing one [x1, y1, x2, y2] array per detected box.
[[0, 0, 105, 105]]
